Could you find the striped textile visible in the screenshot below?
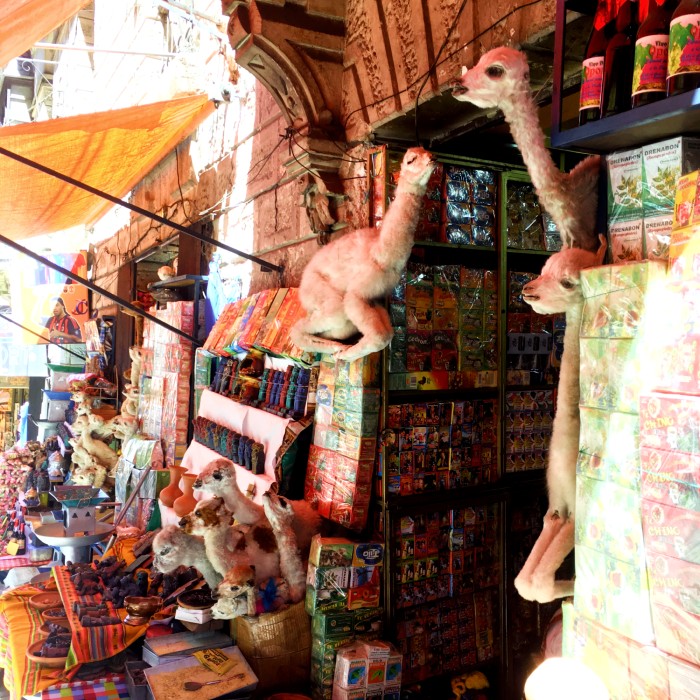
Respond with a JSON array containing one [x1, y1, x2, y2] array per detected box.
[[51, 568, 127, 666], [0, 555, 52, 571]]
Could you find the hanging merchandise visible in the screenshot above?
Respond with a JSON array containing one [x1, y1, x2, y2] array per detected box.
[[602, 0, 641, 117], [632, 0, 679, 107], [667, 0, 700, 95], [580, 0, 616, 124]]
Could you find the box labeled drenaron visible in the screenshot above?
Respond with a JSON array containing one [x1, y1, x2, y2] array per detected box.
[[642, 137, 700, 216], [607, 148, 643, 223], [609, 218, 644, 263]]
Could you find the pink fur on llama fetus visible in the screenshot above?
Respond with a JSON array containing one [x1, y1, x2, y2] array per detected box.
[[291, 147, 436, 361], [515, 236, 607, 602], [453, 47, 601, 253]]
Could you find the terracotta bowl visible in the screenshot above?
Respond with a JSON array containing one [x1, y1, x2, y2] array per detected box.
[[28, 592, 62, 611], [41, 607, 71, 630], [26, 639, 70, 668]]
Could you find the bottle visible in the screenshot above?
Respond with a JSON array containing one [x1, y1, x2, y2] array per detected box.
[[633, 0, 679, 105], [580, 0, 616, 124], [667, 0, 700, 95], [602, 0, 640, 116], [16, 524, 26, 556]]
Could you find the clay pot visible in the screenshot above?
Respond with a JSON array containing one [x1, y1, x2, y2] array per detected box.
[[159, 466, 187, 508], [172, 473, 198, 517]]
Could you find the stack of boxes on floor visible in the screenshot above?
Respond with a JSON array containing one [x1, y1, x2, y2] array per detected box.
[[306, 536, 389, 699], [564, 210, 700, 693], [306, 354, 380, 532], [393, 504, 500, 683], [381, 399, 498, 496], [388, 263, 498, 390], [140, 301, 197, 466], [606, 137, 700, 264]]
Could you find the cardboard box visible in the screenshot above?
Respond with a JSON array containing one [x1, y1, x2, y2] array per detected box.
[[609, 218, 644, 263], [640, 393, 700, 454], [642, 137, 700, 216], [640, 446, 700, 511], [607, 148, 643, 223], [648, 552, 700, 665], [334, 646, 367, 689], [642, 500, 700, 564]]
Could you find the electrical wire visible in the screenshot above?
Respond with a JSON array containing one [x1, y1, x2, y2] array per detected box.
[[342, 0, 545, 132], [414, 0, 470, 146]]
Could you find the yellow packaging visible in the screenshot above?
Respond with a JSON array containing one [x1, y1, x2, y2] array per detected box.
[[672, 170, 699, 230], [193, 647, 237, 675], [669, 223, 700, 281]]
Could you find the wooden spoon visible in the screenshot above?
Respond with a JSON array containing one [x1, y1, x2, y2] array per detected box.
[[183, 674, 245, 691]]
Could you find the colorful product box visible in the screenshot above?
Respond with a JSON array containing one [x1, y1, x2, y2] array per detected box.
[[306, 585, 349, 615], [672, 171, 699, 230], [668, 656, 700, 699], [313, 611, 356, 639], [647, 552, 700, 666], [332, 408, 379, 438], [642, 500, 700, 564], [334, 646, 367, 689], [643, 213, 674, 261], [607, 147, 643, 224], [310, 536, 384, 568], [640, 392, 700, 454], [610, 219, 644, 265], [331, 688, 365, 700], [333, 386, 381, 414], [654, 329, 700, 396], [642, 137, 700, 217], [640, 446, 700, 511], [669, 222, 700, 282], [307, 564, 351, 591]]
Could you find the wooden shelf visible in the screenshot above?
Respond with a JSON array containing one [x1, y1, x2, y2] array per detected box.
[[551, 89, 700, 153], [148, 274, 208, 290]]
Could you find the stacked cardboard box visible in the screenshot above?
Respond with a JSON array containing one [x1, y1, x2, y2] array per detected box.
[[306, 353, 381, 531], [141, 301, 195, 465], [388, 263, 498, 389], [607, 137, 700, 262], [392, 503, 500, 683], [574, 261, 666, 645], [332, 640, 402, 700], [504, 390, 554, 472], [380, 398, 498, 495], [307, 536, 385, 700]]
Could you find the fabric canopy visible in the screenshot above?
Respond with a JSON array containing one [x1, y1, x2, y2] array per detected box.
[[0, 94, 216, 239], [1, 0, 92, 68]]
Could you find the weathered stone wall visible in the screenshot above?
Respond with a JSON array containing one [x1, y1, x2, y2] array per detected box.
[[92, 0, 557, 299]]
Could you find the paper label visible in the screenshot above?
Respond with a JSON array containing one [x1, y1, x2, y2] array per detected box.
[[633, 34, 669, 94], [580, 56, 605, 110], [193, 648, 237, 675], [669, 14, 700, 77]]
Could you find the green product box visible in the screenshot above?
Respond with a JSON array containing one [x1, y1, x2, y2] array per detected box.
[[607, 148, 643, 223], [332, 407, 379, 438], [311, 635, 354, 663], [642, 137, 700, 216], [307, 563, 350, 590], [333, 386, 381, 414], [335, 352, 381, 388], [352, 608, 383, 635], [310, 535, 385, 568], [312, 611, 355, 639], [305, 584, 348, 615]]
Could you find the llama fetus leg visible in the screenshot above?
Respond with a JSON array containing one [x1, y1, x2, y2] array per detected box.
[[290, 315, 350, 354], [515, 511, 574, 603], [335, 295, 393, 361]]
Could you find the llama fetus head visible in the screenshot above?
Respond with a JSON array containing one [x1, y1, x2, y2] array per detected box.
[[452, 46, 530, 109], [192, 458, 237, 497], [262, 489, 294, 530], [178, 497, 232, 536], [522, 235, 607, 315], [153, 526, 198, 573], [397, 147, 437, 195]]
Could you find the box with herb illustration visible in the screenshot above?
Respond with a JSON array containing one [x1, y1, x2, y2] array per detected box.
[[607, 148, 643, 224], [642, 137, 700, 217]]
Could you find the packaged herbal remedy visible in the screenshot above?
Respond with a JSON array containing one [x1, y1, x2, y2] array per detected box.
[[607, 148, 643, 224]]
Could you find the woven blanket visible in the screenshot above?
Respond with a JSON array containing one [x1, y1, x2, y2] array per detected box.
[[0, 555, 52, 571], [39, 674, 130, 700]]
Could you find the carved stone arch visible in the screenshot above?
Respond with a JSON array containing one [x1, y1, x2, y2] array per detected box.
[[223, 1, 345, 134]]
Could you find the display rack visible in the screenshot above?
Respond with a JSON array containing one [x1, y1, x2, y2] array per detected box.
[[368, 146, 557, 696], [550, 0, 700, 152]]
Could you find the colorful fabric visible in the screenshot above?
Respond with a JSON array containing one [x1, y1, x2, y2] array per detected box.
[[52, 568, 126, 666], [0, 555, 52, 570], [40, 675, 129, 700], [0, 572, 145, 699]]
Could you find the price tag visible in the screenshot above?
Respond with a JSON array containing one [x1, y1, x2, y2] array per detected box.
[[193, 648, 236, 675]]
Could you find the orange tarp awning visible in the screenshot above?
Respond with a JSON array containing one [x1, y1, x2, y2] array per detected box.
[[0, 94, 216, 239], [1, 0, 92, 68]]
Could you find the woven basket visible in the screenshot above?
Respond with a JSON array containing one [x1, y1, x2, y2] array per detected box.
[[233, 602, 311, 694]]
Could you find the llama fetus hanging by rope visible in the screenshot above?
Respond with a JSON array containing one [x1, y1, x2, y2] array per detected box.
[[453, 47, 601, 253], [291, 147, 436, 361]]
